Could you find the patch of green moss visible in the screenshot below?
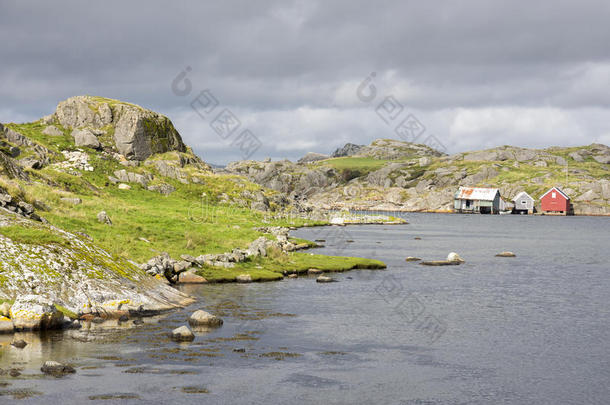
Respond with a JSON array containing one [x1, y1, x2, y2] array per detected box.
[[54, 304, 78, 319]]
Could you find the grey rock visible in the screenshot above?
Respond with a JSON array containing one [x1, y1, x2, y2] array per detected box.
[[41, 361, 76, 375], [171, 325, 195, 341], [72, 129, 101, 149], [61, 197, 82, 205], [10, 339, 27, 348], [97, 210, 112, 225], [332, 143, 363, 157], [188, 310, 223, 327], [42, 125, 64, 136], [316, 275, 336, 283], [593, 155, 610, 164], [298, 152, 329, 164]]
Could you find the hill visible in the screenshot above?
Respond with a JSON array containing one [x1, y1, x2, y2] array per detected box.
[[0, 96, 388, 326], [226, 140, 610, 215]]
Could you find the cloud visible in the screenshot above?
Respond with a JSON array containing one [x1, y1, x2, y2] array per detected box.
[[1, 0, 610, 163]]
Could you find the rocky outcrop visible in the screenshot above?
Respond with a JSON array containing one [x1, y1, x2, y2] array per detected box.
[[54, 96, 186, 160], [298, 152, 329, 164], [0, 211, 194, 317], [332, 143, 363, 157]]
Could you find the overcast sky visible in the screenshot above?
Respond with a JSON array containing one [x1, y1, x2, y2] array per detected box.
[[1, 0, 610, 164]]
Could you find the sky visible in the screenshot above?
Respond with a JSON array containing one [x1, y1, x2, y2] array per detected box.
[[1, 0, 610, 164]]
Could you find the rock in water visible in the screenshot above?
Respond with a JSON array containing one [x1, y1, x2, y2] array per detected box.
[[0, 316, 14, 333], [316, 275, 336, 283], [495, 251, 516, 257], [41, 361, 76, 375], [188, 310, 223, 327], [10, 339, 27, 349], [236, 274, 252, 283], [72, 129, 101, 149], [307, 268, 323, 275], [9, 295, 64, 330], [446, 252, 465, 263], [405, 256, 421, 262], [97, 210, 112, 225], [171, 325, 195, 342]]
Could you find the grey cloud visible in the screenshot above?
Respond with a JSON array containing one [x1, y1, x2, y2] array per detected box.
[[1, 0, 609, 164]]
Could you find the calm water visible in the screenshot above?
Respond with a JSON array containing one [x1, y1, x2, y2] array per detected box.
[[1, 213, 609, 404]]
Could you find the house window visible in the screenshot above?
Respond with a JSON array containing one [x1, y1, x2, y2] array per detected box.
[[552, 192, 556, 198], [521, 200, 526, 204]]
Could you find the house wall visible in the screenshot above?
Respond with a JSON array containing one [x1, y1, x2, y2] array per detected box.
[[541, 193, 569, 212], [514, 198, 534, 210]]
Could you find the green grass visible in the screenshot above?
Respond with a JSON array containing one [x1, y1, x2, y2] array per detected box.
[[0, 225, 71, 247], [196, 251, 386, 282]]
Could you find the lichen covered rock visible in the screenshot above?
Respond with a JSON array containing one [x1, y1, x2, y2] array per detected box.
[[54, 96, 186, 161], [9, 294, 64, 330]]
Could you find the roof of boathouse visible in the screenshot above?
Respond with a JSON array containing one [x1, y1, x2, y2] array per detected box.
[[454, 187, 500, 201]]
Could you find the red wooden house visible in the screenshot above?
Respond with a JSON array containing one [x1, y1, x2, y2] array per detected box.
[[540, 187, 573, 215]]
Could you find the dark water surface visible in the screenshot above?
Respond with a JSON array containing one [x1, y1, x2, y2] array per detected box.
[[1, 213, 609, 404]]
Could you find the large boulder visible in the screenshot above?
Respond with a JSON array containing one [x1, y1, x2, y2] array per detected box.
[[72, 129, 101, 149], [9, 294, 64, 330], [54, 96, 186, 160]]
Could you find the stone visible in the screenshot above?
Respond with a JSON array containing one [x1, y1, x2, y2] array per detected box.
[[10, 339, 27, 349], [569, 151, 584, 162], [188, 310, 223, 327], [118, 183, 131, 190], [97, 211, 112, 225], [332, 143, 363, 157], [9, 294, 64, 330], [316, 275, 336, 283], [236, 274, 252, 283], [576, 190, 599, 202], [0, 302, 10, 317], [420, 260, 461, 266], [72, 129, 101, 149], [0, 316, 14, 334], [41, 361, 76, 375], [171, 325, 195, 342], [287, 273, 298, 278], [419, 157, 432, 166], [42, 125, 63, 136], [297, 152, 330, 164], [593, 155, 610, 164], [405, 256, 421, 262], [307, 268, 323, 275], [178, 272, 207, 284], [495, 251, 516, 257], [60, 197, 82, 205], [447, 252, 465, 263]]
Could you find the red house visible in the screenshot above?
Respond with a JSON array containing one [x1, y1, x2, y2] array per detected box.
[[540, 187, 572, 215]]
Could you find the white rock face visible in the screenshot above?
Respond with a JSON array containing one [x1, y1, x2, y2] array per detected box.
[[9, 294, 64, 330], [188, 310, 223, 327], [0, 212, 194, 318]]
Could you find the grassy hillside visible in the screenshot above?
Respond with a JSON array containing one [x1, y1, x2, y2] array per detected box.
[[0, 116, 386, 286]]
